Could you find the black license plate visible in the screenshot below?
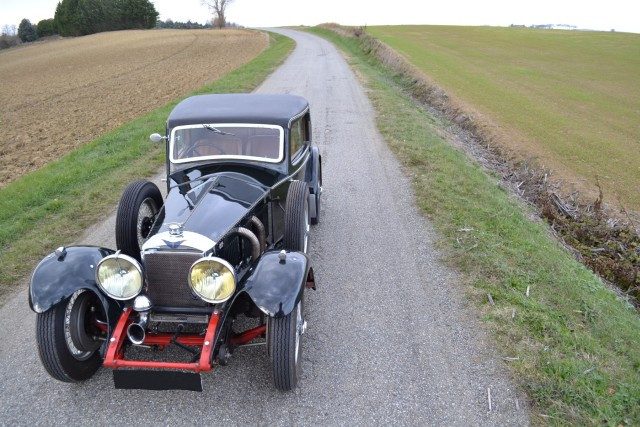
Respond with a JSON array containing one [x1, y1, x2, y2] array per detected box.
[[113, 369, 203, 392]]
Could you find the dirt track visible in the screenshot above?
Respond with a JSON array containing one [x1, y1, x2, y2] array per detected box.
[[0, 29, 267, 188], [0, 28, 528, 426]]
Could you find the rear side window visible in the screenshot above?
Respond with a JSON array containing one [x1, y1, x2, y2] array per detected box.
[[290, 115, 309, 163]]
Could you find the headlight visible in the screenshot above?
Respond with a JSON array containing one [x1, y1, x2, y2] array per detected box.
[[95, 253, 143, 300], [189, 257, 236, 303]]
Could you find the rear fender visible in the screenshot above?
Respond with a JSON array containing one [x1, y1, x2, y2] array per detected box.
[[305, 146, 322, 221], [305, 146, 322, 193], [240, 250, 312, 318], [29, 246, 123, 328]]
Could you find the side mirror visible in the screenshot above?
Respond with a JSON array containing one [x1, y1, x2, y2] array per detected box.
[[150, 133, 166, 143]]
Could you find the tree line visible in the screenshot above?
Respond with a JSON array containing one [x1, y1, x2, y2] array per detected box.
[[2, 0, 236, 49], [54, 0, 158, 36]]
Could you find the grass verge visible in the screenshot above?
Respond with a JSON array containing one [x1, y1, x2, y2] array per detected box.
[[0, 31, 293, 302], [306, 27, 640, 426]]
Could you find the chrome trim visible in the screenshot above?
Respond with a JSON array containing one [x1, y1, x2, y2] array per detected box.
[[188, 256, 237, 304], [142, 230, 215, 253], [168, 223, 184, 237], [95, 253, 143, 301], [132, 294, 153, 312], [150, 313, 209, 324], [127, 311, 149, 345], [289, 106, 310, 166], [169, 123, 285, 164], [287, 106, 309, 128], [291, 144, 310, 167]]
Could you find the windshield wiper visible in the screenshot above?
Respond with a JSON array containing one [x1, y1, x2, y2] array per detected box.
[[202, 124, 235, 136]]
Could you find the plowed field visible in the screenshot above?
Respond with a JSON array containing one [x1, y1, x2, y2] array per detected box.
[[0, 29, 268, 187]]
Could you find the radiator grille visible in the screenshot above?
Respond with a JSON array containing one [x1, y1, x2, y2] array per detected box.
[[143, 251, 208, 307]]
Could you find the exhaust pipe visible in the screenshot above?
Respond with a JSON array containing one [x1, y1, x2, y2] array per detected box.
[[127, 294, 153, 345], [228, 226, 261, 261], [249, 216, 266, 254], [127, 312, 149, 345]]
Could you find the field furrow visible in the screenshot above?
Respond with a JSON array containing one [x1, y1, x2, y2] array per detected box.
[[0, 29, 268, 187]]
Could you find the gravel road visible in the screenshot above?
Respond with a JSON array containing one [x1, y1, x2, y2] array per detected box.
[[0, 29, 528, 426]]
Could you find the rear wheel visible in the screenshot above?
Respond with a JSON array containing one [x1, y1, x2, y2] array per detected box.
[[284, 181, 310, 253], [268, 298, 305, 391], [36, 290, 106, 382], [116, 180, 162, 260]]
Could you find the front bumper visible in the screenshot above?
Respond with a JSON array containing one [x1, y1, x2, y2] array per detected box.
[[103, 308, 220, 373], [102, 307, 268, 391]]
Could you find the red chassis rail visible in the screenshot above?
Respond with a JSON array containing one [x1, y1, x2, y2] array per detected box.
[[103, 308, 266, 373]]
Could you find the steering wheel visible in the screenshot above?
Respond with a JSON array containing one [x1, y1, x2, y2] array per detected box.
[[186, 139, 227, 157]]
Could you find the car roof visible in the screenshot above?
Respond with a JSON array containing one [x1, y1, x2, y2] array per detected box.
[[167, 94, 309, 129]]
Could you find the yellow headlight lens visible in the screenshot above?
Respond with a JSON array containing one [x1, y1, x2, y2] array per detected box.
[[96, 253, 143, 300], [189, 257, 236, 303]]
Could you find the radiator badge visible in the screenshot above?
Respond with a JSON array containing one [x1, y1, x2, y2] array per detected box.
[[163, 239, 184, 249]]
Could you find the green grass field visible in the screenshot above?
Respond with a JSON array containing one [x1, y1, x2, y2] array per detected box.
[[367, 25, 640, 212], [307, 26, 640, 426]]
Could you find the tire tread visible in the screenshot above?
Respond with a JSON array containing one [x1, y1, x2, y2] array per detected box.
[[35, 295, 103, 383], [115, 180, 162, 259], [269, 312, 294, 391], [284, 181, 308, 251], [36, 309, 73, 382]]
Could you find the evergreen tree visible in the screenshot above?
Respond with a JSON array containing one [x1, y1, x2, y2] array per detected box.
[[36, 19, 57, 37], [54, 0, 158, 36], [18, 19, 38, 42]]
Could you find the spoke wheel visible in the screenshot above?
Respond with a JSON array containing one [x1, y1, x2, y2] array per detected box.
[[136, 197, 158, 248], [65, 291, 101, 361], [268, 297, 305, 391]]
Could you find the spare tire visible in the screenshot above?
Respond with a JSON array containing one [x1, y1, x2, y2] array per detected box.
[[115, 180, 163, 260], [283, 181, 310, 253]]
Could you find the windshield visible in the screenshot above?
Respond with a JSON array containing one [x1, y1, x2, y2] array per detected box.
[[170, 124, 284, 164]]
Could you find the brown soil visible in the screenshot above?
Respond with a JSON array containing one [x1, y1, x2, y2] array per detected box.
[[0, 29, 268, 187]]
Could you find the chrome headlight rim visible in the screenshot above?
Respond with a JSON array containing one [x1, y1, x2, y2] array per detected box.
[[95, 252, 144, 301], [188, 256, 236, 304]]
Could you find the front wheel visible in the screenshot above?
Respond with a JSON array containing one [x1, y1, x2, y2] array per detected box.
[[268, 298, 305, 391], [35, 290, 106, 382]]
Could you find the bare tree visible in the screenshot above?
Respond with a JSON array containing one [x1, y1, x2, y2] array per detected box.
[[202, 0, 235, 29], [2, 24, 17, 36]]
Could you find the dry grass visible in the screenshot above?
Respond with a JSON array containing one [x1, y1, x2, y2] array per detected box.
[[367, 25, 640, 215], [326, 24, 639, 303], [0, 29, 268, 187]]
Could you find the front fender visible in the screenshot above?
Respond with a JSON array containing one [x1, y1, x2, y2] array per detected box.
[[240, 250, 311, 318], [29, 246, 122, 327]]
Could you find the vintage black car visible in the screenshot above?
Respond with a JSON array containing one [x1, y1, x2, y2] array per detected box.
[[29, 94, 322, 391]]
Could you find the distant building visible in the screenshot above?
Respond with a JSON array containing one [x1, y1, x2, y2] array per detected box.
[[532, 24, 577, 30]]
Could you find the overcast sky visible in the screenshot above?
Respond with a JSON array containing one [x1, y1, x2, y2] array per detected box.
[[2, 0, 638, 34]]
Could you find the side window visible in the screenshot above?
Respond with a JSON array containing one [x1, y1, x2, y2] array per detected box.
[[290, 116, 308, 163]]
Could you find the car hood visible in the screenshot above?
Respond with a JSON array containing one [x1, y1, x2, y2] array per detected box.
[[143, 172, 269, 252]]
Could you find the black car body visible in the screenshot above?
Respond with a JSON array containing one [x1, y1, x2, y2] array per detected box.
[[29, 94, 322, 391]]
